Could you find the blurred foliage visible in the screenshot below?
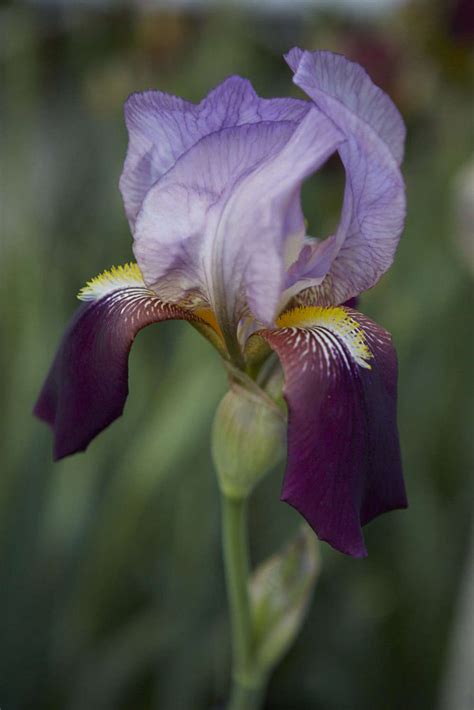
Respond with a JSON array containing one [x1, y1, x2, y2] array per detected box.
[[1, 1, 473, 709]]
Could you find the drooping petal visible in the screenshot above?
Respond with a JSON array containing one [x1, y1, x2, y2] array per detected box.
[[252, 305, 406, 557], [120, 76, 309, 228], [34, 265, 205, 460], [134, 107, 342, 331], [284, 49, 406, 305]]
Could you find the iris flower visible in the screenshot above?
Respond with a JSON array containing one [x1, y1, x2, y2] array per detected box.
[[35, 49, 407, 557]]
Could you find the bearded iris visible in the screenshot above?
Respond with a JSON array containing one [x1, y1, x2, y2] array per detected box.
[[34, 48, 407, 559]]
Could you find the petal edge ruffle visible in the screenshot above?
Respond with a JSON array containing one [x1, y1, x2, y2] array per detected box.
[[120, 76, 309, 228], [285, 49, 406, 306]]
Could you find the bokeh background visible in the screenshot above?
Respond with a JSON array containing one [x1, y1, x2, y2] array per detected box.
[[1, 0, 473, 708]]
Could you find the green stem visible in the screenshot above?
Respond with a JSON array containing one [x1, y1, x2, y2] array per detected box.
[[221, 494, 266, 710], [227, 681, 266, 710]]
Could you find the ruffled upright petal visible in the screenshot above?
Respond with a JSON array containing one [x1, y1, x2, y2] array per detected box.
[[285, 49, 406, 305], [34, 267, 202, 460], [120, 76, 309, 228], [134, 108, 342, 331], [253, 305, 406, 557], [285, 48, 405, 164]]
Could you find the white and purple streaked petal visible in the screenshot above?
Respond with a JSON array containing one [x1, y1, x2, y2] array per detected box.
[[134, 108, 343, 330], [285, 49, 406, 305], [120, 76, 309, 227], [252, 305, 406, 557], [34, 266, 202, 460]]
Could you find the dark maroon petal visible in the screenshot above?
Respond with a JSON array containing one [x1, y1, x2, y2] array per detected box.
[[257, 308, 406, 557], [34, 289, 199, 460]]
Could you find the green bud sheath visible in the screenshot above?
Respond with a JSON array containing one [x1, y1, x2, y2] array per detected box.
[[250, 525, 320, 674], [212, 383, 286, 499]]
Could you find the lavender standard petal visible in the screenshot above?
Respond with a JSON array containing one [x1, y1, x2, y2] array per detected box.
[[285, 48, 405, 164], [120, 76, 309, 228], [285, 49, 406, 305], [134, 109, 342, 330]]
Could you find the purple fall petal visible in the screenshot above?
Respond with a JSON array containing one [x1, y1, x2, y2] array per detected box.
[[285, 49, 406, 305], [34, 289, 198, 460], [256, 308, 406, 557]]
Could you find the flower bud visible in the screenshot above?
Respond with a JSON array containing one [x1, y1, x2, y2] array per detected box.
[[212, 383, 286, 499], [250, 525, 320, 673]]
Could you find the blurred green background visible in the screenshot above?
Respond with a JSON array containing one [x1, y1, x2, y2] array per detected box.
[[1, 0, 473, 708]]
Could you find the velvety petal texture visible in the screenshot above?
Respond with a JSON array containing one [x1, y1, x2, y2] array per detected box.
[[255, 306, 406, 556], [284, 49, 406, 306], [34, 284, 200, 460]]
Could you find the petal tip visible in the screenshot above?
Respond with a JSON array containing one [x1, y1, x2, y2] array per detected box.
[[52, 436, 92, 462], [285, 47, 406, 165], [280, 490, 368, 558], [284, 46, 304, 73]]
